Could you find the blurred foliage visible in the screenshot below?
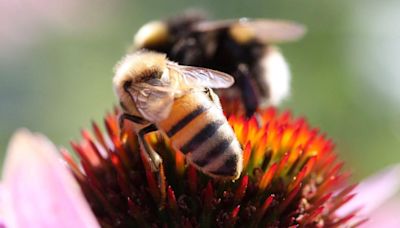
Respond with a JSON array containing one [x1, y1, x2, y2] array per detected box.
[[1, 0, 399, 179]]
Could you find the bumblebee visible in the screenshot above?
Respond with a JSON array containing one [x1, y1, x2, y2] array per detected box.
[[132, 11, 305, 117], [113, 51, 243, 180]]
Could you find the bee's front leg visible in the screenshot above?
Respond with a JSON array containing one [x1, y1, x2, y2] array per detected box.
[[119, 113, 162, 171], [138, 124, 162, 172], [119, 113, 148, 129]]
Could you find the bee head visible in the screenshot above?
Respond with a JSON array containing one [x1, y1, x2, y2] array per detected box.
[[113, 51, 168, 111], [133, 21, 169, 49]]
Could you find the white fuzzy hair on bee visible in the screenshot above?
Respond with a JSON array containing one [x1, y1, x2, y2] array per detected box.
[[259, 46, 291, 107], [113, 51, 167, 83]]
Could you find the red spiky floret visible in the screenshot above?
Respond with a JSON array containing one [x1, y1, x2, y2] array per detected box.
[[63, 107, 362, 227]]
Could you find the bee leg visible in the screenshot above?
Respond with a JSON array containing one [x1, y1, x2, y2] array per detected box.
[[118, 113, 149, 139], [235, 64, 259, 118], [119, 113, 148, 129], [138, 124, 162, 172], [118, 114, 161, 171]]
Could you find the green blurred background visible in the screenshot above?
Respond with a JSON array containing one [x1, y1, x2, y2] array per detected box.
[[1, 0, 399, 179]]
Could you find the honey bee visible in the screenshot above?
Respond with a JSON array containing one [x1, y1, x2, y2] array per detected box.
[[132, 11, 305, 117], [113, 51, 243, 180]]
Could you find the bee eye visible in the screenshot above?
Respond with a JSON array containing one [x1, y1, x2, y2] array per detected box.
[[153, 71, 162, 79], [144, 71, 164, 86], [123, 80, 132, 92], [147, 78, 162, 86]]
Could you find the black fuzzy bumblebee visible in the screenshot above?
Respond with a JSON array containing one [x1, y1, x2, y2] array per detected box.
[[132, 11, 305, 117]]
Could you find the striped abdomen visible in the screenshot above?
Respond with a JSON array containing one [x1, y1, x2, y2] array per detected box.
[[157, 92, 243, 179]]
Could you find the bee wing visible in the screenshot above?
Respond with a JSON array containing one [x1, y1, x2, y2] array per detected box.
[[169, 63, 235, 89], [235, 19, 306, 43], [193, 19, 239, 31], [194, 19, 306, 43], [130, 83, 176, 122]]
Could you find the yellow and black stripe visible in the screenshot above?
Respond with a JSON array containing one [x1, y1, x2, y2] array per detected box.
[[158, 93, 242, 179], [166, 105, 207, 138]]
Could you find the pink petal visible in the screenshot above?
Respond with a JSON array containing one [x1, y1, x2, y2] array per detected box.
[[363, 197, 400, 228], [2, 129, 99, 228], [336, 164, 400, 223]]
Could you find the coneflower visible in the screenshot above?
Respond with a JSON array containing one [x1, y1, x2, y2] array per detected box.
[[64, 107, 365, 227]]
